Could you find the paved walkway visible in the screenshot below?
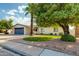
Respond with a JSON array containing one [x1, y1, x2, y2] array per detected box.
[[0, 40, 71, 56]]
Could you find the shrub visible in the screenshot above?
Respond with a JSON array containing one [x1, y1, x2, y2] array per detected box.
[[50, 33, 53, 35], [0, 29, 4, 33], [60, 34, 76, 42]]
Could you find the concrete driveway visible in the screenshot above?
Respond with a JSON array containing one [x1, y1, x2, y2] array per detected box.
[[0, 35, 27, 56], [0, 40, 70, 56], [0, 35, 27, 40], [0, 35, 71, 56]]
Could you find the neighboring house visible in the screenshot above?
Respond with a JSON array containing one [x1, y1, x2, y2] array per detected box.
[[10, 24, 30, 35], [9, 24, 76, 37]]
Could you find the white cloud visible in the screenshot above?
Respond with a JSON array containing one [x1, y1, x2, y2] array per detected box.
[[5, 15, 36, 26], [24, 17, 30, 21], [5, 15, 16, 20], [2, 10, 6, 13], [14, 17, 36, 26], [13, 17, 31, 26], [5, 11, 31, 26], [18, 5, 26, 13], [5, 15, 18, 25], [7, 9, 18, 16], [5, 16, 9, 20]]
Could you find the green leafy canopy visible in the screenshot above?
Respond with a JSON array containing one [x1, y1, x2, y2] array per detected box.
[[27, 3, 79, 27], [0, 19, 13, 29]]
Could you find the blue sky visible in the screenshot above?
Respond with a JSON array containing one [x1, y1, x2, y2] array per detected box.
[[0, 3, 31, 26]]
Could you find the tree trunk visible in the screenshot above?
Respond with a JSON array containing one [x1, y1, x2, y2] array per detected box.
[[30, 13, 33, 36], [5, 29, 9, 34], [63, 25, 69, 34], [60, 24, 70, 35], [55, 21, 70, 35]]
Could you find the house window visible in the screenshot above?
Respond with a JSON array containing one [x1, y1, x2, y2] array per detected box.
[[33, 27, 38, 31], [53, 28, 58, 32]]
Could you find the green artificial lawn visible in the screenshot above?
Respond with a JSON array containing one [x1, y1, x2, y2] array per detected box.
[[23, 35, 61, 42]]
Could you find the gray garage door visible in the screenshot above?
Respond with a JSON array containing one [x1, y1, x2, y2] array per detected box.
[[15, 28, 24, 35]]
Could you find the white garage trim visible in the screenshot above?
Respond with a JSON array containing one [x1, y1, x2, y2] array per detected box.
[[11, 24, 30, 35]]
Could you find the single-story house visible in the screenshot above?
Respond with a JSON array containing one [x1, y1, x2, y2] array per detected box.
[[9, 24, 79, 37], [33, 26, 75, 36]]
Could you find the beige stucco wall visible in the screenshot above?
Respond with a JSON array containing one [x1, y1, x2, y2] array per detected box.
[[25, 27, 30, 35], [69, 26, 75, 37], [34, 26, 76, 36], [35, 27, 64, 35]]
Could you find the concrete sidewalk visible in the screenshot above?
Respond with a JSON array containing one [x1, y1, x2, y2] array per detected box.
[[0, 40, 71, 56]]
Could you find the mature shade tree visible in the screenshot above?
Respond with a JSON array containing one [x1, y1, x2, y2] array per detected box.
[[0, 19, 13, 34], [25, 4, 37, 36], [29, 3, 79, 35]]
